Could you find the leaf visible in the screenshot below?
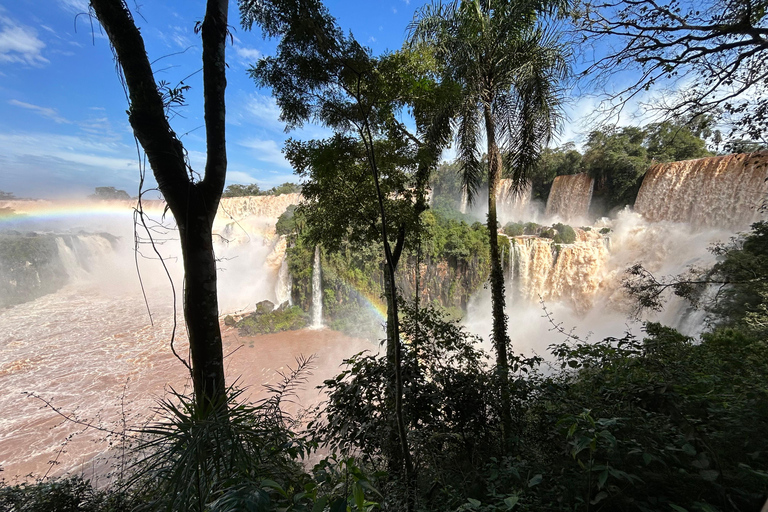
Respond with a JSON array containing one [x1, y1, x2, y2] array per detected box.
[[669, 504, 689, 512], [354, 482, 365, 511], [699, 470, 719, 482], [643, 452, 653, 466], [682, 443, 697, 456], [312, 496, 329, 512], [597, 469, 609, 489], [467, 497, 482, 508], [504, 495, 519, 509], [261, 479, 288, 498], [590, 491, 608, 505], [528, 474, 543, 487], [330, 497, 347, 512]]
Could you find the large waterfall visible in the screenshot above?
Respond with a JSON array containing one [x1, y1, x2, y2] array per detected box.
[[634, 152, 768, 230], [507, 231, 609, 313], [544, 173, 594, 222], [311, 245, 323, 329]]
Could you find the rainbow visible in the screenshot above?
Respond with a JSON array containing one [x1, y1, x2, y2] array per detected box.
[[0, 200, 166, 225]]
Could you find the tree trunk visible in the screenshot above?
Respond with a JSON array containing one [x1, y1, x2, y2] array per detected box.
[[179, 200, 226, 411], [483, 101, 512, 451], [89, 0, 229, 411]]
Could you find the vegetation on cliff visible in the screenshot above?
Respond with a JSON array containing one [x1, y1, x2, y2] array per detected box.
[[225, 300, 308, 335], [222, 182, 302, 198], [528, 120, 713, 216]]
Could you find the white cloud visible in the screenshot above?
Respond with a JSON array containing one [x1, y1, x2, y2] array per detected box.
[[9, 100, 70, 124], [238, 137, 291, 168], [241, 93, 284, 131], [234, 46, 261, 64], [56, 0, 89, 13], [0, 16, 48, 66], [226, 170, 259, 184], [0, 131, 136, 171], [0, 131, 140, 198]]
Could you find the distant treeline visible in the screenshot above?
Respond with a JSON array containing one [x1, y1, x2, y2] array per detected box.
[[222, 182, 302, 197]]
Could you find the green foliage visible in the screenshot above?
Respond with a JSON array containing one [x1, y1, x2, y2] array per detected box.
[[578, 121, 713, 216], [503, 222, 525, 237], [222, 182, 302, 198], [0, 477, 132, 512], [529, 143, 583, 201], [89, 186, 130, 200], [223, 183, 262, 197], [131, 363, 317, 512], [275, 204, 299, 236], [430, 160, 468, 211], [552, 223, 576, 244], [235, 304, 308, 335]]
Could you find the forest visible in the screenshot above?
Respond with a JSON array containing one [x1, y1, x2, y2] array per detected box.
[[1, 0, 767, 511]]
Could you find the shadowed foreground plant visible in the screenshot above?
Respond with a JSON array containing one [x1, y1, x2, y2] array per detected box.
[[128, 356, 316, 512]]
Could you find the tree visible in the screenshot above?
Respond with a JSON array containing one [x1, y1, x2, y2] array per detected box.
[[239, 0, 454, 502], [222, 183, 262, 197], [89, 186, 130, 200], [409, 0, 569, 449], [529, 142, 583, 201], [89, 0, 229, 411], [579, 0, 768, 141]]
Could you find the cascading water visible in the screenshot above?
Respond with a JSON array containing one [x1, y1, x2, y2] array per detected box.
[[459, 186, 468, 214], [55, 235, 115, 278], [634, 151, 768, 230], [275, 256, 292, 306], [506, 233, 609, 313], [497, 179, 534, 223], [311, 245, 323, 329], [544, 173, 594, 222]]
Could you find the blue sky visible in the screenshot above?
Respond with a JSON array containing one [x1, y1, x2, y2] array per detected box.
[[0, 0, 603, 199]]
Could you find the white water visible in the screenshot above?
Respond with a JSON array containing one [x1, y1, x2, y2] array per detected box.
[[275, 255, 293, 306], [310, 245, 323, 329]]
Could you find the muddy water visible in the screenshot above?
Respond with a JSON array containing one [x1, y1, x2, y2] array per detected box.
[[0, 279, 371, 482]]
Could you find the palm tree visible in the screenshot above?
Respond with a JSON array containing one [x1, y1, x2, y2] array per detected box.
[[409, 0, 568, 449]]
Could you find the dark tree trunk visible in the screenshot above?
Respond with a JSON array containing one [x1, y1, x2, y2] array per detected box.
[[483, 101, 512, 451], [89, 0, 229, 411]]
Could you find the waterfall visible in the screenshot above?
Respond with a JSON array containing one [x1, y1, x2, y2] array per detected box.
[[634, 151, 768, 230], [497, 179, 533, 224], [545, 173, 594, 222], [311, 245, 323, 329], [459, 186, 468, 214], [55, 235, 115, 279], [505, 233, 609, 313], [274, 256, 292, 306]]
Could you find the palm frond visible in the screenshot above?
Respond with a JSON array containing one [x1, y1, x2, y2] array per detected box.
[[456, 93, 485, 206]]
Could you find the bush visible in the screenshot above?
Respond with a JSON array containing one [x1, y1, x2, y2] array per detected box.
[[235, 304, 308, 335], [0, 477, 131, 512], [503, 222, 525, 237], [552, 223, 577, 244]]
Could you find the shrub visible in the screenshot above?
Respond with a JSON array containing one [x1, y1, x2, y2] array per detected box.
[[503, 222, 525, 237], [553, 223, 577, 244]]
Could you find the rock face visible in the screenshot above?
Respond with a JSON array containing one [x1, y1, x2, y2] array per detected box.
[[634, 152, 768, 230], [0, 233, 117, 308], [216, 194, 301, 224], [545, 173, 594, 222]]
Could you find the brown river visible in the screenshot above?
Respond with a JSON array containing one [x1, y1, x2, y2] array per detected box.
[[0, 277, 371, 483]]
